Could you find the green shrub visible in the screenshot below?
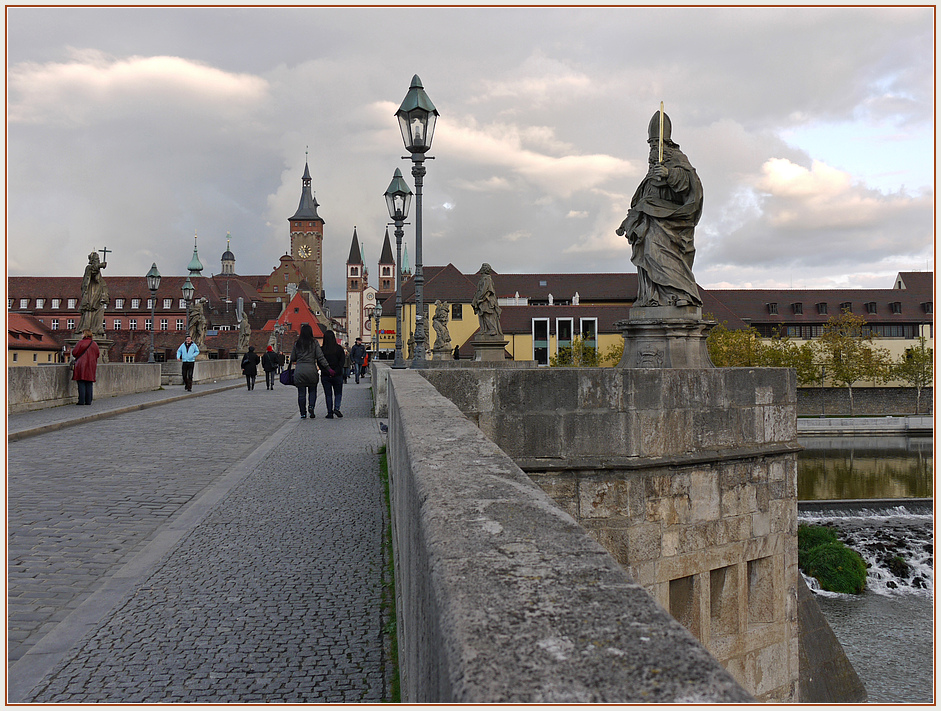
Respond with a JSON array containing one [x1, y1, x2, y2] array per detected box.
[[798, 524, 839, 552], [801, 541, 867, 594]]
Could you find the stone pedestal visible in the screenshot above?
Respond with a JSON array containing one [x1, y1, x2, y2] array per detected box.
[[617, 305, 715, 369], [473, 335, 509, 362], [66, 336, 114, 363]]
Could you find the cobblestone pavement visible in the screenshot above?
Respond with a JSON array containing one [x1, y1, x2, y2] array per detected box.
[[7, 379, 387, 702]]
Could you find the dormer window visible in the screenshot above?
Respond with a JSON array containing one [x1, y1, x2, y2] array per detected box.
[[865, 302, 877, 314], [791, 302, 803, 315], [923, 302, 933, 314], [840, 302, 852, 313], [767, 302, 778, 315], [890, 302, 902, 314], [816, 302, 827, 315], [19, 298, 28, 309], [36, 298, 44, 309], [115, 298, 125, 309]]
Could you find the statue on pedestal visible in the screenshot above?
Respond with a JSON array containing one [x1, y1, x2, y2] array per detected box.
[[616, 109, 703, 308], [432, 300, 452, 354], [188, 297, 209, 354], [76, 251, 109, 337], [237, 312, 251, 353], [472, 263, 503, 337]]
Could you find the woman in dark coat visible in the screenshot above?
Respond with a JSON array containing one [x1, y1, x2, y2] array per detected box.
[[290, 323, 333, 419], [241, 346, 260, 391], [320, 330, 346, 419], [71, 329, 100, 406]]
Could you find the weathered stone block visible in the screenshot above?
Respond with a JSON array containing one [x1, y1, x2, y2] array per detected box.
[[494, 412, 563, 459], [690, 470, 720, 521], [578, 478, 629, 519], [494, 369, 578, 412], [576, 369, 622, 410]]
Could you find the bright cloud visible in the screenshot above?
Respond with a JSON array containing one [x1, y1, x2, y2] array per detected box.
[[9, 49, 268, 125]]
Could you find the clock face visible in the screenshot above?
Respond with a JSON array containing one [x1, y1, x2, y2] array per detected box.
[[298, 245, 311, 258]]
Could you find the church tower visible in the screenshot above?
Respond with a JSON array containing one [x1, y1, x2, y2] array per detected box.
[[289, 160, 325, 297], [377, 227, 396, 296], [346, 228, 366, 343], [220, 232, 236, 275]]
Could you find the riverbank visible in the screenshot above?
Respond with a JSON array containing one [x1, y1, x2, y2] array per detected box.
[[797, 416, 932, 436]]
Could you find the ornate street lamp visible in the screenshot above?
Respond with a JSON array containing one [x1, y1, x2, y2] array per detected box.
[[396, 74, 438, 367], [146, 262, 161, 363], [182, 276, 195, 333], [384, 168, 413, 368]]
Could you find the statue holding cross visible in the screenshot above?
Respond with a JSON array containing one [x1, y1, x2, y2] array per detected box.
[[75, 250, 109, 337]]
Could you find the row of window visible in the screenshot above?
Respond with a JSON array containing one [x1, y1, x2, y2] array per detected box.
[[767, 301, 932, 315], [532, 317, 598, 365], [754, 323, 928, 339], [42, 318, 187, 332], [11, 297, 191, 310], [10, 352, 57, 363]]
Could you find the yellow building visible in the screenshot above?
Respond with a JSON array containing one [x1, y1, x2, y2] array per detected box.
[[8, 313, 63, 366]]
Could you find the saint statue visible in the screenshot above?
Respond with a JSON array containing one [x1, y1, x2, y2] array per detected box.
[[76, 251, 109, 337], [188, 297, 209, 352], [472, 263, 503, 337], [616, 109, 703, 308], [237, 312, 251, 352], [432, 300, 452, 353]]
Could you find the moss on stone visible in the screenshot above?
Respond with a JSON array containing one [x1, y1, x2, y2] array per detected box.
[[798, 523, 839, 552], [801, 541, 867, 594]]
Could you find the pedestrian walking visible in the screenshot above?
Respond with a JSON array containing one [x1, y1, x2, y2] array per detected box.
[[342, 343, 352, 384], [176, 335, 199, 391], [350, 337, 366, 384], [261, 345, 279, 390], [290, 323, 333, 419], [241, 346, 260, 391], [320, 330, 346, 419], [71, 329, 100, 406]]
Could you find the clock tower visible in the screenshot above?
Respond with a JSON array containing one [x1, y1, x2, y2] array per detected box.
[[289, 160, 325, 296]]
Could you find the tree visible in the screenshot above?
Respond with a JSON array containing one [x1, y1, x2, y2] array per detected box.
[[814, 310, 893, 415], [706, 321, 764, 367], [892, 336, 933, 414], [599, 339, 624, 367], [550, 336, 599, 367], [761, 330, 821, 386]]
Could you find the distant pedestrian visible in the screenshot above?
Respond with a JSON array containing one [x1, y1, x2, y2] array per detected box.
[[241, 346, 260, 391], [71, 329, 100, 406], [320, 330, 346, 419], [176, 335, 199, 391], [453, 344, 461, 360], [290, 323, 333, 419], [261, 345, 279, 390], [342, 343, 352, 384], [350, 337, 366, 384]]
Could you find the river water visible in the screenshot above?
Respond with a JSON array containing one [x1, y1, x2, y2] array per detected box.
[[798, 436, 934, 704]]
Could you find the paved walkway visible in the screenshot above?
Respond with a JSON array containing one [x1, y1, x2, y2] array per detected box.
[[7, 377, 389, 702]]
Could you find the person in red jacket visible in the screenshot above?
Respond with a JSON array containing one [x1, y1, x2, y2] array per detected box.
[[71, 330, 100, 406]]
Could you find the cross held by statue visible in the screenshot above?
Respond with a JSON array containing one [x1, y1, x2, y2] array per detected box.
[[98, 246, 111, 263]]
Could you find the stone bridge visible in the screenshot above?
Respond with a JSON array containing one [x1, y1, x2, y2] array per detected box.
[[380, 363, 864, 703]]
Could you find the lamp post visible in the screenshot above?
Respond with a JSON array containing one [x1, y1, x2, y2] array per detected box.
[[146, 262, 161, 363], [182, 276, 195, 333], [384, 168, 413, 368], [373, 303, 383, 358], [396, 74, 438, 367]]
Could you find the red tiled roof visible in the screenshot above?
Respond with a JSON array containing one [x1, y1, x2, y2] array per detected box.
[[8, 313, 64, 351]]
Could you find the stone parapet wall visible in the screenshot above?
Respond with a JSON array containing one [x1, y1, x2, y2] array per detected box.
[[161, 359, 242, 386], [420, 367, 798, 462], [8, 364, 162, 413], [386, 369, 753, 703], [798, 386, 933, 415], [418, 367, 801, 702]]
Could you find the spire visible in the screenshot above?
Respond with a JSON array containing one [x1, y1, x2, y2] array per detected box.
[[347, 227, 363, 265], [188, 230, 204, 275], [290, 159, 323, 222], [402, 243, 411, 277], [379, 227, 395, 265], [221, 231, 236, 275]]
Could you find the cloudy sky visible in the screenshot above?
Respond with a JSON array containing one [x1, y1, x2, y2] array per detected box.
[[5, 5, 935, 300]]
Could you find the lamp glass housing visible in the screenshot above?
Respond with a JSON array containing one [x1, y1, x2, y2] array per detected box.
[[146, 263, 162, 292], [182, 277, 195, 302]]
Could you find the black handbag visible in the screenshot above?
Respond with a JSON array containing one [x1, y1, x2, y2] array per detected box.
[[280, 368, 295, 386]]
